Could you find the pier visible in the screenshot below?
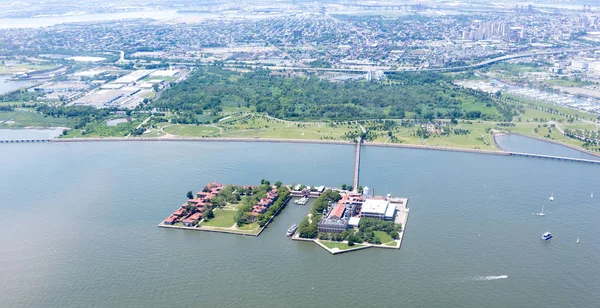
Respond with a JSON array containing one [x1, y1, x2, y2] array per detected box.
[[0, 139, 51, 143], [508, 152, 600, 164], [353, 140, 361, 192]]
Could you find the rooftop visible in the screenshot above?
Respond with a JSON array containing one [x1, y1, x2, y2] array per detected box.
[[361, 199, 389, 215]]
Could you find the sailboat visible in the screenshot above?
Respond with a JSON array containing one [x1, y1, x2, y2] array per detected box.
[[537, 204, 546, 216], [591, 192, 594, 198], [549, 192, 554, 201], [576, 237, 580, 244]]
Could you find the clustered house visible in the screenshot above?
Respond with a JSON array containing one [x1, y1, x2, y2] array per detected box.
[[163, 182, 223, 226], [318, 187, 399, 233], [250, 189, 279, 217]]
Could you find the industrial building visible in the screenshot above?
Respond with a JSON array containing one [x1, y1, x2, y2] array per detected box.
[[113, 70, 154, 84]]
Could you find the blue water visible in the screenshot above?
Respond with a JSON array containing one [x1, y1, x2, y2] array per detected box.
[[1, 141, 599, 307], [0, 128, 63, 139], [0, 75, 33, 95], [495, 134, 600, 161]]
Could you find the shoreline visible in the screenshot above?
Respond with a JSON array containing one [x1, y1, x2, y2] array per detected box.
[[47, 136, 511, 157], [159, 194, 292, 237], [5, 134, 598, 159], [291, 198, 410, 255]]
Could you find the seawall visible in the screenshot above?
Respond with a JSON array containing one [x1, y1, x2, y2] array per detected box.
[[45, 137, 511, 157]]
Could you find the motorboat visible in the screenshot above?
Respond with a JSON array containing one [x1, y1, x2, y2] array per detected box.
[[541, 232, 553, 241], [286, 224, 298, 236]]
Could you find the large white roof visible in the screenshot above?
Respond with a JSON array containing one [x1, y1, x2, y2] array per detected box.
[[361, 199, 389, 215]]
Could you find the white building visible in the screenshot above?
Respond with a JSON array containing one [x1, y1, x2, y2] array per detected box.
[[571, 60, 589, 71], [362, 186, 371, 200], [360, 199, 396, 221]]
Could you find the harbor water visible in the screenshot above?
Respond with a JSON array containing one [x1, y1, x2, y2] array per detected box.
[[1, 140, 599, 307]]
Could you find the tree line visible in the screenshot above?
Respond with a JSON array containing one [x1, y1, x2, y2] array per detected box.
[[153, 67, 507, 122]]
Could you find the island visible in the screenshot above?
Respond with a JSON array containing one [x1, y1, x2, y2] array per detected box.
[[158, 180, 291, 236], [291, 187, 409, 255], [159, 180, 409, 255]]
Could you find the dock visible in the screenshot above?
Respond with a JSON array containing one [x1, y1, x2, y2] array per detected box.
[[0, 139, 51, 143], [508, 152, 600, 165], [353, 140, 361, 191]]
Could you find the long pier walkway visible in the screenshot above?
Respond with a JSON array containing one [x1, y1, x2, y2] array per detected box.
[[0, 139, 51, 143], [508, 152, 600, 164], [353, 139, 361, 192]]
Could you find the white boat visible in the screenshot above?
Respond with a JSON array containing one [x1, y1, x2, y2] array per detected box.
[[576, 237, 580, 244], [549, 193, 554, 201], [591, 193, 594, 198], [537, 204, 546, 216], [294, 197, 309, 205], [541, 232, 553, 241], [286, 224, 298, 236]]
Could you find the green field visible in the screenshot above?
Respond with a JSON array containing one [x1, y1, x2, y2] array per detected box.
[[219, 115, 350, 140], [374, 231, 395, 245], [0, 63, 58, 74], [237, 223, 260, 232], [163, 124, 220, 136], [201, 209, 236, 228], [367, 120, 498, 150], [0, 110, 74, 128], [319, 241, 363, 250]]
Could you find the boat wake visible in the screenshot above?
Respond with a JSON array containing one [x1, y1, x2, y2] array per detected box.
[[472, 275, 508, 281]]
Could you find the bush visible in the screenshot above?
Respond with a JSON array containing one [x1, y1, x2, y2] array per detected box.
[[348, 239, 355, 246]]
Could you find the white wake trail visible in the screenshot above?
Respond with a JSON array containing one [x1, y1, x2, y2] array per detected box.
[[472, 275, 508, 281]]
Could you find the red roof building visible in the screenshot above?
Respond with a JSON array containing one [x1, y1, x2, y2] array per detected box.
[[329, 204, 346, 220], [164, 215, 178, 225]]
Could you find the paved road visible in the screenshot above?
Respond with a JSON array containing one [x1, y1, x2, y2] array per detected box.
[[181, 47, 600, 74]]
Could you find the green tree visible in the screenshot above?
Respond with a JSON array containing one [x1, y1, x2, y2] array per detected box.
[[341, 184, 347, 190], [187, 191, 194, 199], [205, 208, 214, 219]]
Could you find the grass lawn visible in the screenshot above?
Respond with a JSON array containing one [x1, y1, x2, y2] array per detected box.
[[320, 241, 363, 250], [237, 222, 260, 232], [543, 78, 586, 88], [0, 63, 58, 74], [374, 231, 395, 244], [504, 94, 596, 121], [219, 114, 350, 140], [164, 124, 220, 136], [140, 129, 166, 138], [201, 209, 236, 228], [369, 120, 499, 150], [0, 110, 75, 128]]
